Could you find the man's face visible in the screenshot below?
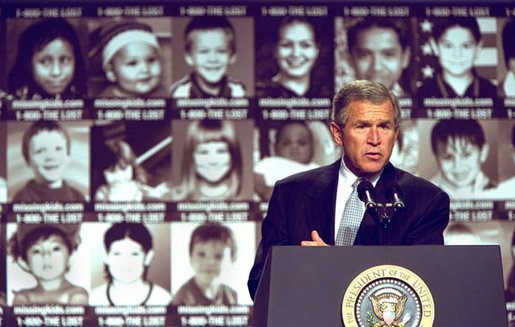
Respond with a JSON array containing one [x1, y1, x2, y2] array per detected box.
[[435, 138, 487, 188], [435, 26, 480, 78], [350, 27, 409, 91], [28, 130, 70, 187], [330, 100, 398, 177]]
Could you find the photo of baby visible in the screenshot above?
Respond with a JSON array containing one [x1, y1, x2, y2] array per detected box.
[[88, 18, 172, 98]]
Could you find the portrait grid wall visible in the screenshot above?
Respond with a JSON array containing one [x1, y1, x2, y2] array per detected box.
[[0, 1, 514, 326]]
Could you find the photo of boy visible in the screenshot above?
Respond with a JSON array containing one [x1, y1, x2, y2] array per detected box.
[[417, 17, 497, 99], [8, 121, 88, 202], [88, 19, 170, 98], [171, 222, 255, 306], [172, 222, 238, 305], [426, 119, 497, 199], [7, 223, 88, 305], [338, 18, 412, 98], [170, 17, 248, 98]]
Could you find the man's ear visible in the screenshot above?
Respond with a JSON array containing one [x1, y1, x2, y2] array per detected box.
[[105, 65, 117, 82], [329, 121, 344, 146], [144, 250, 155, 267], [480, 143, 489, 163], [229, 53, 237, 65]]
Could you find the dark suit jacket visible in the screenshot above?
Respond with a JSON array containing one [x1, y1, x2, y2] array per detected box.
[[248, 160, 450, 299]]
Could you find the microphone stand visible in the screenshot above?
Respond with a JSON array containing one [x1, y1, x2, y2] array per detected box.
[[366, 202, 401, 229]]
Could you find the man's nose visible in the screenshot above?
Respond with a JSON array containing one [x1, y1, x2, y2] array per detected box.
[[367, 128, 381, 145]]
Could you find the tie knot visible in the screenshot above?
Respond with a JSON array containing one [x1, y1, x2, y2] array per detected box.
[[352, 178, 361, 189]]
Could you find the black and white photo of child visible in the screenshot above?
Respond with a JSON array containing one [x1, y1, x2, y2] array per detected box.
[[88, 18, 172, 98], [417, 119, 498, 199], [335, 17, 414, 98], [87, 222, 172, 306], [389, 120, 420, 175], [91, 121, 171, 202], [171, 222, 255, 306], [7, 121, 89, 202], [483, 122, 515, 199], [255, 16, 333, 98], [499, 19, 515, 98], [6, 223, 89, 305], [254, 120, 340, 201], [416, 17, 498, 99], [170, 17, 253, 98], [6, 19, 88, 100], [171, 120, 254, 202]]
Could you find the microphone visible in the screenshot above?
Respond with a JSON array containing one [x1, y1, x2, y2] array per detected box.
[[388, 184, 405, 209], [357, 180, 377, 209]]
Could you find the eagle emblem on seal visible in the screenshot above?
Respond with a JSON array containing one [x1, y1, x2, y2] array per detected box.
[[368, 287, 411, 327]]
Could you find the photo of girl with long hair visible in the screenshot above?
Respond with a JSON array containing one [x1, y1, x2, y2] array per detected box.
[[171, 120, 253, 201], [255, 16, 332, 98], [6, 19, 87, 100]]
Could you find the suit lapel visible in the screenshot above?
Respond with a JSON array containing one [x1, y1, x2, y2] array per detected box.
[[305, 160, 340, 245]]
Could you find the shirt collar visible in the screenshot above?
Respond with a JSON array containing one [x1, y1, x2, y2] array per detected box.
[[339, 156, 382, 187]]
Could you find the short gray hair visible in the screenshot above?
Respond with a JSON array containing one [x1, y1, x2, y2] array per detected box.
[[331, 80, 400, 128]]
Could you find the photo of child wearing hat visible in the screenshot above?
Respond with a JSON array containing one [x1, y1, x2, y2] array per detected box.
[[88, 19, 168, 98], [7, 223, 88, 305]]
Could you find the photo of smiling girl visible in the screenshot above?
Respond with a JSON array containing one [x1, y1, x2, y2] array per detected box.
[[6, 19, 87, 100], [255, 16, 333, 98], [7, 223, 88, 305], [171, 120, 254, 202]]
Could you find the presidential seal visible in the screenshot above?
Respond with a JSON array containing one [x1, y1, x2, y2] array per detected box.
[[342, 265, 434, 327]]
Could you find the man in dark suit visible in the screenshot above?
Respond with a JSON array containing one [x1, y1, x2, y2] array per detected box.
[[248, 80, 450, 299]]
